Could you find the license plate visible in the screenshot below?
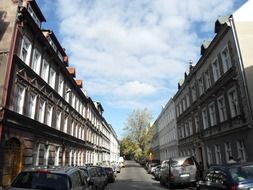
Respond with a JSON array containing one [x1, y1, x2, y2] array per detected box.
[[180, 174, 190, 177]]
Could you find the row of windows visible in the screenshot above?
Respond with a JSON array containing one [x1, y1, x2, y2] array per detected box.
[[19, 35, 105, 132], [176, 45, 233, 117], [14, 83, 111, 149], [206, 140, 246, 165], [34, 144, 109, 166], [178, 86, 240, 139]]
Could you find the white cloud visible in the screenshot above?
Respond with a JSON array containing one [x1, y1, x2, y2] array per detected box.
[[52, 0, 241, 111]]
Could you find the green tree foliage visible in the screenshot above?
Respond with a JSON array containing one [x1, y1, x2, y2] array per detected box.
[[122, 108, 153, 160]]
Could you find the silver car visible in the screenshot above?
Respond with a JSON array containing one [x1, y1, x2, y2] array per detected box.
[[160, 156, 200, 187]]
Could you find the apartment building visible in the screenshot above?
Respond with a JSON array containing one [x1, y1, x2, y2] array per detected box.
[[0, 0, 119, 187], [157, 99, 178, 161], [173, 1, 253, 169]]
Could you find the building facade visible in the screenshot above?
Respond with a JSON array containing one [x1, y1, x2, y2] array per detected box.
[[0, 0, 119, 188], [157, 99, 178, 161], [173, 1, 253, 169]]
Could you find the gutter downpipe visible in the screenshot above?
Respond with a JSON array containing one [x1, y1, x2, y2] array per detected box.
[[0, 8, 20, 141], [229, 16, 253, 125]]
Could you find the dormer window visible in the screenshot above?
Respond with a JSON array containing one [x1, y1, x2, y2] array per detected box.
[[27, 4, 41, 27], [47, 36, 57, 52]]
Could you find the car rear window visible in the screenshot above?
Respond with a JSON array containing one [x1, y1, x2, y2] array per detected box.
[[230, 165, 253, 182], [11, 171, 68, 190], [171, 157, 194, 167]]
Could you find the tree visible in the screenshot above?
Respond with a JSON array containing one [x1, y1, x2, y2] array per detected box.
[[119, 137, 138, 159], [123, 108, 153, 160]]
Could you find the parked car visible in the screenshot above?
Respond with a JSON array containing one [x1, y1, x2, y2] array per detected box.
[[197, 162, 253, 190], [103, 167, 115, 183], [6, 166, 89, 190], [79, 167, 105, 190], [154, 165, 161, 180], [160, 156, 200, 187], [148, 162, 160, 174], [146, 159, 160, 171], [111, 161, 121, 173], [91, 166, 108, 186]]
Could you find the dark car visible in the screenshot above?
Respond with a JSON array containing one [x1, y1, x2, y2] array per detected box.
[[79, 167, 105, 190], [6, 166, 89, 190], [197, 162, 253, 190], [90, 166, 108, 186], [103, 167, 115, 183], [154, 165, 161, 180]]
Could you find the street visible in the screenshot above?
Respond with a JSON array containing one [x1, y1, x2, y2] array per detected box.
[[107, 160, 194, 190]]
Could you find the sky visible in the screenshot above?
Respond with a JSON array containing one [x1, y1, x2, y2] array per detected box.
[[37, 0, 246, 139]]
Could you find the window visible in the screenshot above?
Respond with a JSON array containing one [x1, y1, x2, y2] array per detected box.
[[41, 59, 49, 83], [72, 94, 76, 108], [194, 113, 199, 133], [31, 48, 41, 75], [14, 84, 26, 114], [49, 67, 56, 89], [198, 77, 204, 95], [212, 58, 221, 82], [58, 74, 64, 97], [215, 144, 222, 164], [27, 4, 41, 27], [186, 93, 190, 108], [55, 147, 60, 166], [207, 146, 213, 165], [217, 96, 227, 122], [46, 104, 53, 126], [44, 145, 50, 166], [27, 93, 37, 119], [202, 108, 209, 129], [191, 84, 197, 102], [237, 140, 246, 162], [20, 36, 32, 65], [38, 99, 45, 123], [56, 111, 62, 130], [209, 102, 217, 126], [185, 123, 189, 137], [221, 46, 232, 73], [47, 36, 57, 52], [188, 119, 193, 135], [225, 142, 232, 162], [204, 70, 212, 89], [228, 88, 240, 117], [64, 116, 68, 133], [71, 121, 75, 136]]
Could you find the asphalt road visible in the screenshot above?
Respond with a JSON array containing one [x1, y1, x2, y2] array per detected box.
[[106, 160, 194, 190]]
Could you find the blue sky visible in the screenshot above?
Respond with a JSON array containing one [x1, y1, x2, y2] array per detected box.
[[37, 0, 246, 139]]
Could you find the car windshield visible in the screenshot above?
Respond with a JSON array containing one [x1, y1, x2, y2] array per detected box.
[[230, 165, 253, 182], [11, 171, 68, 190], [171, 157, 194, 167]]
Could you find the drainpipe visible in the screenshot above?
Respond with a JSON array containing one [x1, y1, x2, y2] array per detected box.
[[0, 7, 20, 142], [229, 16, 253, 124]]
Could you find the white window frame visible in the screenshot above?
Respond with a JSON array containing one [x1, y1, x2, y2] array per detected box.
[[194, 113, 199, 133], [221, 46, 232, 73], [55, 147, 60, 166], [49, 67, 56, 89], [217, 96, 227, 122], [58, 74, 64, 97], [212, 58, 221, 82], [202, 108, 209, 129], [56, 111, 62, 130], [204, 70, 212, 89], [27, 4, 41, 27], [237, 140, 246, 162], [198, 77, 204, 95], [215, 144, 222, 164], [209, 102, 217, 126], [41, 59, 49, 83], [14, 84, 26, 114], [225, 142, 232, 162], [64, 116, 68, 133], [228, 87, 240, 118], [207, 146, 213, 165], [31, 48, 41, 75], [191, 84, 197, 102], [27, 93, 37, 119], [38, 99, 45, 123], [20, 35, 32, 65], [46, 104, 53, 126]]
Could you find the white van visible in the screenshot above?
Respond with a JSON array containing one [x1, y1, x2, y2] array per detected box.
[[119, 157, 125, 168]]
